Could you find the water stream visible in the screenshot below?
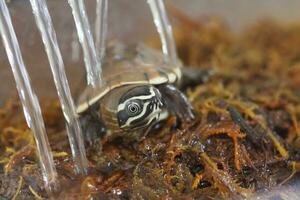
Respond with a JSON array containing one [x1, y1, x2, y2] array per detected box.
[[147, 0, 178, 65], [68, 0, 103, 88], [0, 0, 58, 191], [0, 0, 177, 193], [95, 0, 108, 61], [29, 0, 88, 175]]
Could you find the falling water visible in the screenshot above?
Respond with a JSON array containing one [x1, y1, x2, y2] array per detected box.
[[29, 0, 88, 175], [95, 0, 108, 61], [147, 0, 178, 65], [68, 0, 103, 88], [71, 31, 80, 63], [0, 0, 58, 191]]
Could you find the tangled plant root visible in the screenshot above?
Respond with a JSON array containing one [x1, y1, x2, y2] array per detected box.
[[202, 122, 246, 171]]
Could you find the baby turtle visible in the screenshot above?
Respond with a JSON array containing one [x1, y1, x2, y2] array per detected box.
[[77, 43, 211, 142]]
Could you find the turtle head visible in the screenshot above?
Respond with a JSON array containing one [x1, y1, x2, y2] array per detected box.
[[117, 85, 166, 131]]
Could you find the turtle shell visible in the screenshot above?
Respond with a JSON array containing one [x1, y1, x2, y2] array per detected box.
[[76, 43, 182, 113]]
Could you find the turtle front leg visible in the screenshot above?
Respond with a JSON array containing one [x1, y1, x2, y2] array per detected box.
[[159, 84, 194, 121], [79, 105, 107, 145]]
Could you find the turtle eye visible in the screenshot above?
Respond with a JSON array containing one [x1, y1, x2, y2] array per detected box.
[[126, 101, 141, 116]]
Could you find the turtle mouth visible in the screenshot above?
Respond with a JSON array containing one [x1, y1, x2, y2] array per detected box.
[[138, 110, 168, 137]]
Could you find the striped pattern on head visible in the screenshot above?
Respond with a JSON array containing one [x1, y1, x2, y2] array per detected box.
[[117, 85, 165, 130]]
